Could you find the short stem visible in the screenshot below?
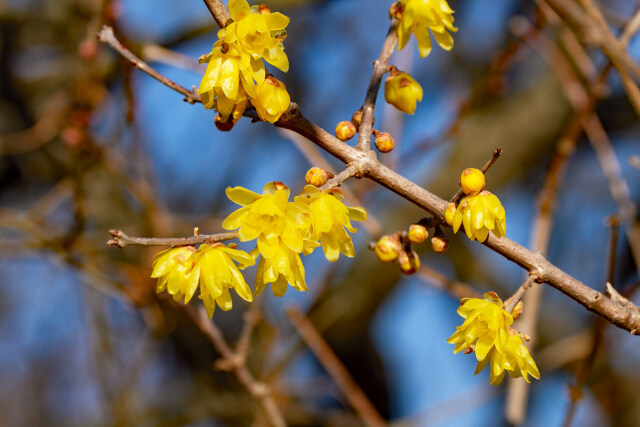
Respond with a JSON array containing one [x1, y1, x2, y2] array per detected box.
[[107, 229, 238, 248], [504, 276, 537, 313]]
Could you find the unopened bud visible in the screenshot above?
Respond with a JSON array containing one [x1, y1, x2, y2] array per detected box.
[[351, 110, 363, 128], [374, 235, 402, 262], [214, 114, 235, 131], [460, 168, 485, 196], [431, 228, 449, 253], [512, 301, 524, 320], [444, 202, 456, 226], [408, 224, 428, 244], [398, 250, 420, 275], [335, 121, 357, 141], [523, 334, 531, 342], [373, 130, 394, 153], [305, 167, 332, 187]]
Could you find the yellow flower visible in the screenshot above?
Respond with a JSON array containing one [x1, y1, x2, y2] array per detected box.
[[221, 0, 289, 72], [451, 190, 506, 242], [222, 182, 313, 296], [199, 39, 266, 121], [447, 293, 540, 385], [384, 70, 423, 114], [151, 246, 200, 303], [253, 75, 291, 123], [192, 243, 255, 317], [295, 185, 367, 261], [397, 0, 457, 58]]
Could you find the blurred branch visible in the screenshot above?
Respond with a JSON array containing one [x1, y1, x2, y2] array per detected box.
[[416, 265, 480, 299], [184, 306, 286, 427], [356, 18, 399, 151], [97, 26, 201, 104], [107, 229, 238, 248], [142, 44, 202, 73], [286, 306, 386, 427]]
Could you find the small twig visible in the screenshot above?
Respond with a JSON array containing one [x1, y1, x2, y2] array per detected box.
[[356, 18, 399, 151], [97, 26, 202, 104], [202, 0, 233, 28], [235, 297, 262, 361], [320, 165, 359, 190], [107, 229, 238, 248], [504, 276, 537, 313], [417, 265, 480, 299], [185, 306, 286, 427], [286, 306, 386, 427], [450, 148, 502, 203]]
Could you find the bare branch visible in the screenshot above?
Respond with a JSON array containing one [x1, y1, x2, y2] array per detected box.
[[202, 0, 233, 28], [107, 229, 238, 248]]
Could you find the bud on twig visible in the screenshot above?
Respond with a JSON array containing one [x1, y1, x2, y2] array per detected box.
[[373, 130, 394, 153], [398, 250, 420, 275], [335, 121, 357, 141], [305, 167, 332, 187], [375, 235, 402, 262], [408, 224, 428, 244], [431, 227, 449, 253]]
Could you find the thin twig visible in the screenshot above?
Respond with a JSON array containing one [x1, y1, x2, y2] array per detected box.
[[286, 306, 386, 427], [235, 297, 262, 361], [185, 306, 286, 427], [417, 265, 480, 299], [504, 276, 537, 313], [450, 148, 502, 203], [356, 18, 399, 151], [97, 26, 202, 104], [320, 165, 359, 190], [107, 229, 238, 248]]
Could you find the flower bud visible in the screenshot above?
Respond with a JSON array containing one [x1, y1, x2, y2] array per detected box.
[[375, 235, 402, 262], [335, 120, 357, 141], [444, 202, 456, 226], [460, 168, 485, 196], [254, 75, 291, 123], [408, 224, 428, 244], [214, 113, 235, 131], [511, 301, 524, 320], [351, 110, 363, 128], [384, 70, 423, 115], [398, 250, 420, 275], [305, 167, 331, 187], [373, 130, 394, 153], [431, 228, 449, 253]]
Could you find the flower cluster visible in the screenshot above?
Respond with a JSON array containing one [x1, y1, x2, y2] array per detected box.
[[395, 0, 457, 58], [223, 182, 366, 296], [199, 0, 290, 126], [151, 243, 254, 317], [447, 293, 540, 385]]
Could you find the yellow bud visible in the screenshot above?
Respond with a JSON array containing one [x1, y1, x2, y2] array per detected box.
[[335, 121, 357, 141], [460, 168, 485, 196], [444, 202, 456, 226], [214, 114, 235, 132], [384, 71, 423, 114], [375, 235, 402, 262], [374, 130, 394, 153], [398, 250, 420, 275], [512, 301, 524, 320], [351, 109, 373, 129], [431, 235, 449, 253], [254, 75, 291, 123], [408, 224, 428, 244], [305, 167, 331, 187]]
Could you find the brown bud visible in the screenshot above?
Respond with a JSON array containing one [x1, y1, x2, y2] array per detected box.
[[335, 121, 357, 141], [214, 114, 235, 131], [305, 167, 331, 187], [408, 224, 428, 244], [375, 235, 402, 263], [431, 227, 449, 253], [258, 4, 271, 14], [398, 250, 420, 275], [373, 130, 394, 153]]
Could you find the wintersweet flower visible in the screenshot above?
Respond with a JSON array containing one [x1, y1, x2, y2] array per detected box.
[[253, 75, 291, 123], [220, 0, 290, 72], [384, 70, 423, 114], [193, 243, 255, 317], [254, 243, 307, 296], [151, 246, 200, 303], [447, 292, 540, 385], [295, 185, 367, 261], [451, 190, 506, 242], [396, 0, 458, 58]]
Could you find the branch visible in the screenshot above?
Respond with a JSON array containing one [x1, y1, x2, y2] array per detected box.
[[286, 306, 386, 427], [356, 18, 400, 151], [202, 0, 233, 28], [107, 229, 238, 248], [97, 26, 202, 104]]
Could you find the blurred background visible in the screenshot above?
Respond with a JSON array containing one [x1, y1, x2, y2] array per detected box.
[[1, 0, 639, 425]]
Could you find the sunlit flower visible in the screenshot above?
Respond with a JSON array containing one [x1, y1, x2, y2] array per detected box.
[[220, 0, 289, 72], [447, 292, 540, 385], [151, 246, 200, 303], [384, 70, 423, 114], [193, 243, 254, 317], [253, 75, 291, 123], [451, 190, 506, 242], [397, 0, 457, 58], [295, 185, 367, 261], [222, 182, 313, 296]]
